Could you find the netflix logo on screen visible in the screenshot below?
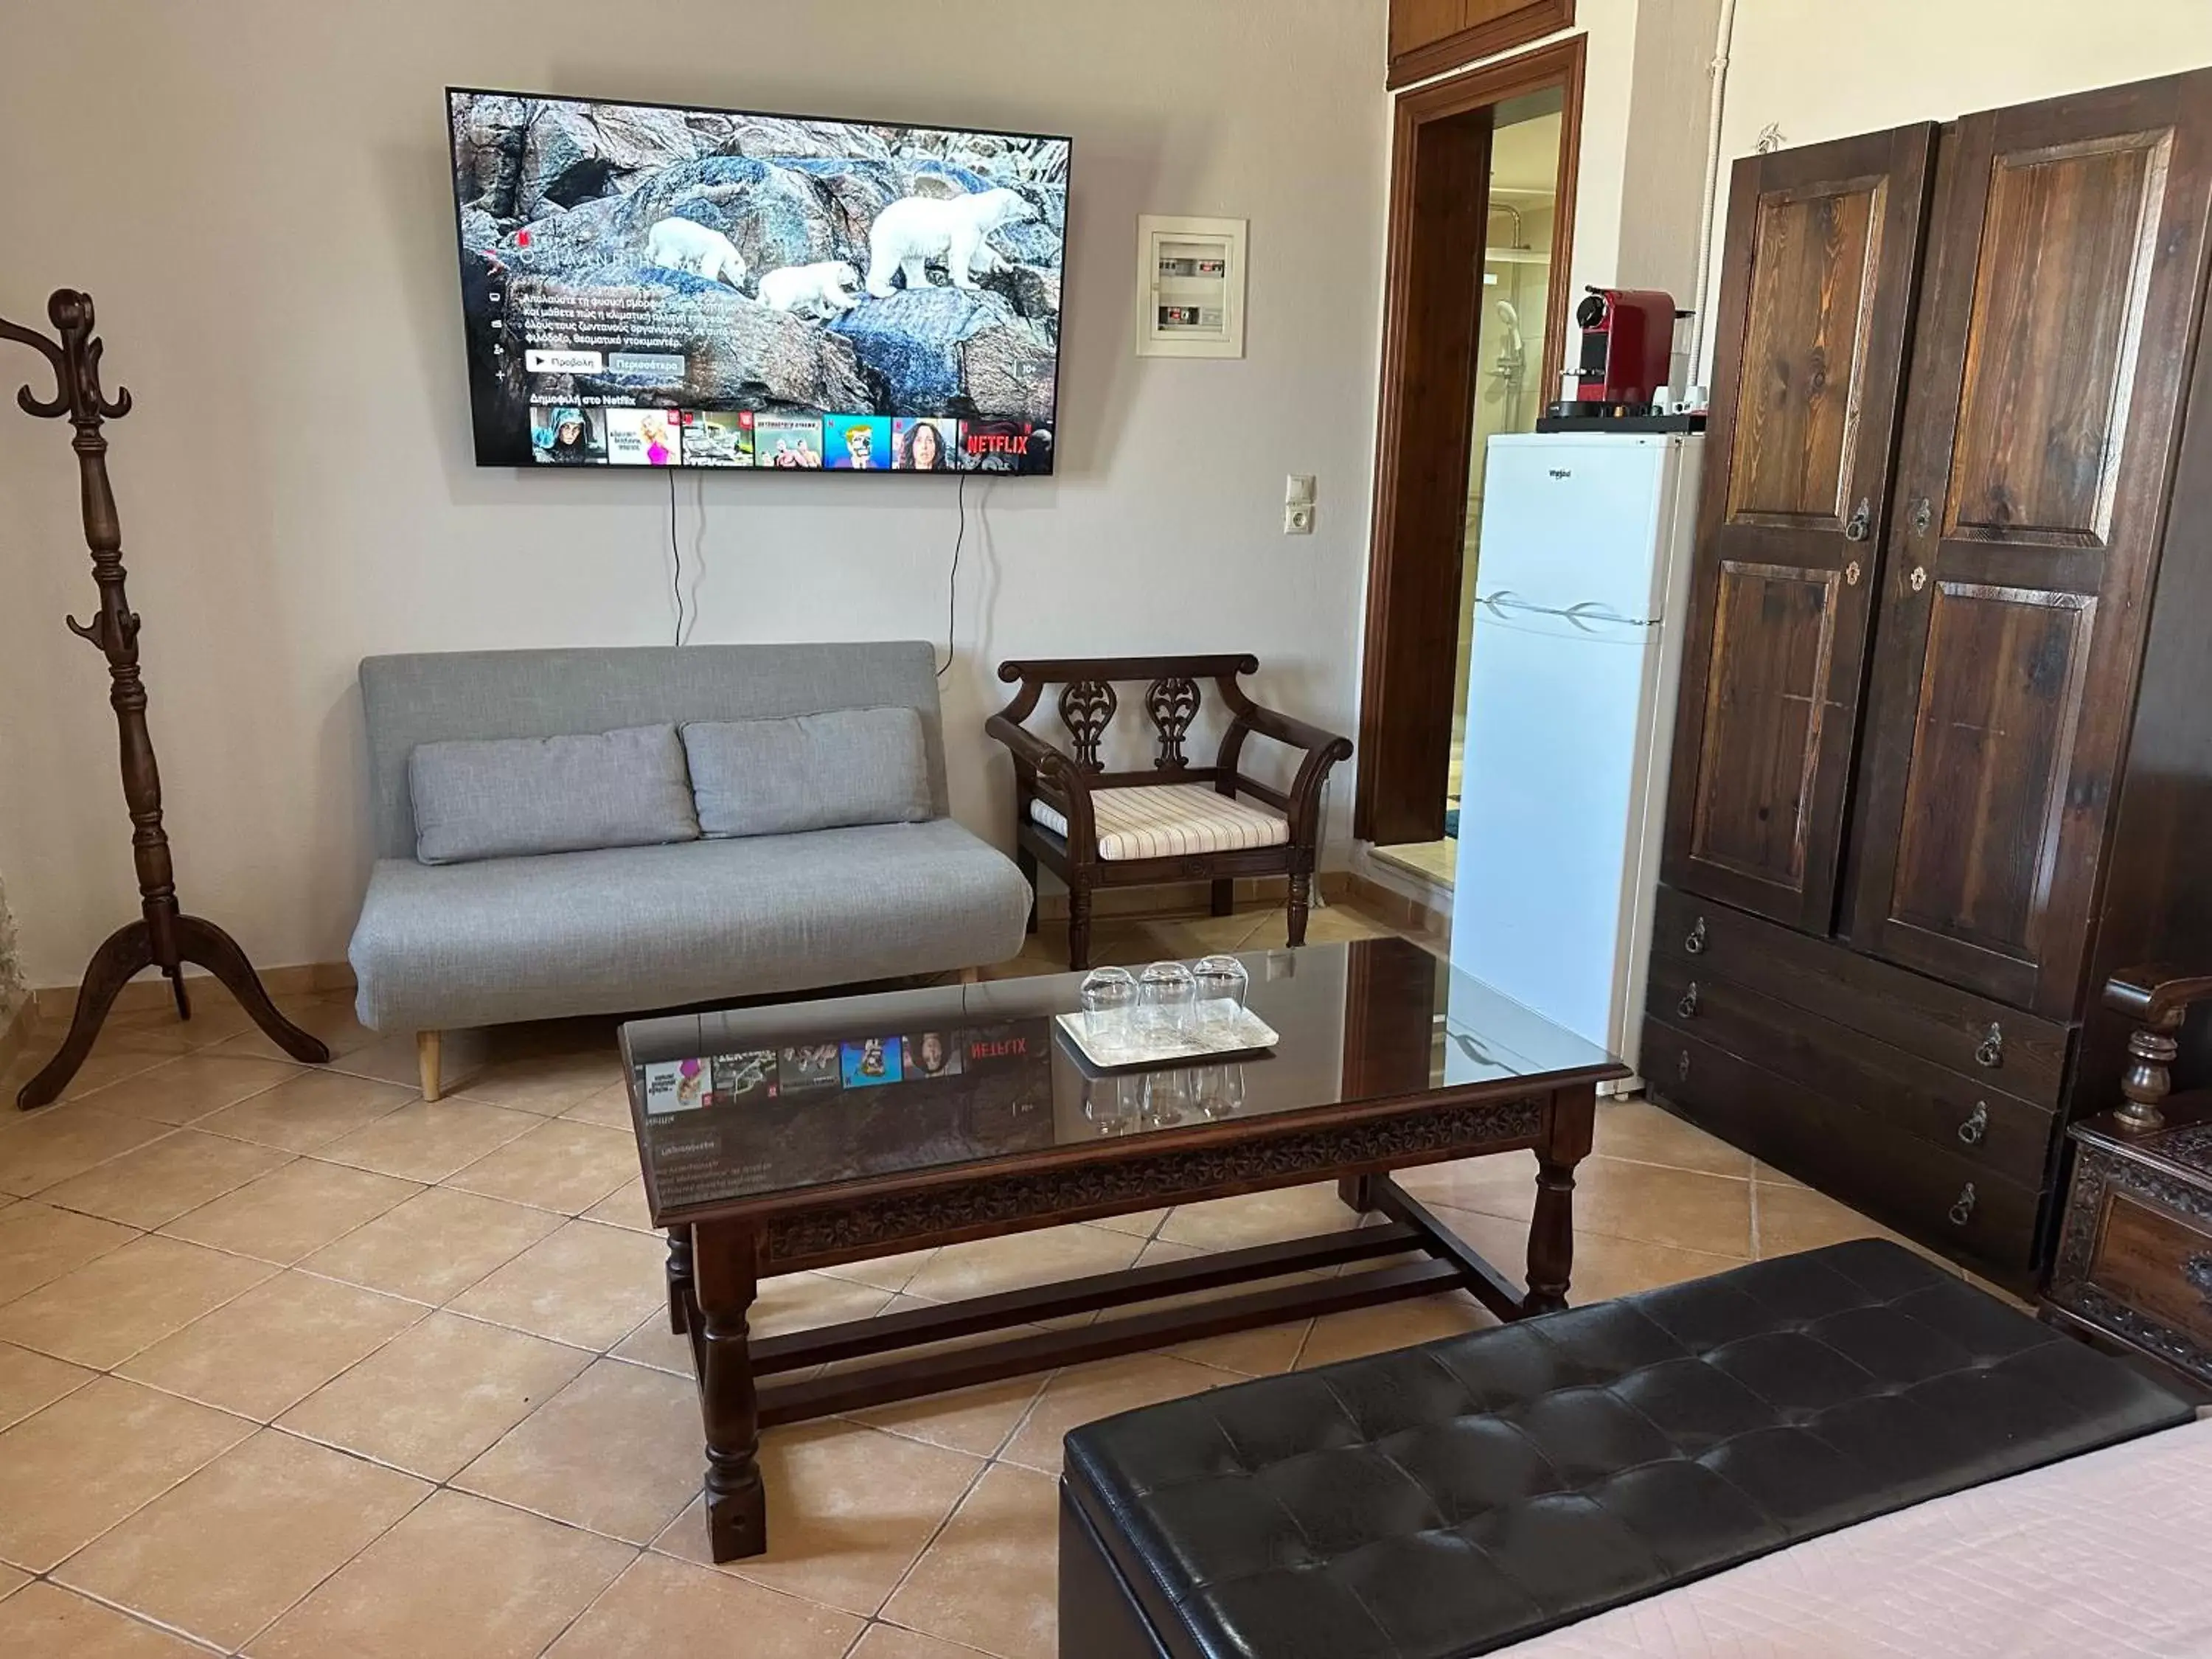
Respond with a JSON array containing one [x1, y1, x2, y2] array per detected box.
[[964, 1025, 1037, 1069], [960, 419, 1053, 475]]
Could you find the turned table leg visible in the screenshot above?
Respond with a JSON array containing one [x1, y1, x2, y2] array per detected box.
[[664, 1227, 694, 1335], [694, 1220, 767, 1561], [1525, 1083, 1595, 1316]]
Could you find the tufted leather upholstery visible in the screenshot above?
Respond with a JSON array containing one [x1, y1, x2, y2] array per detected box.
[[1060, 1241, 2194, 1659]]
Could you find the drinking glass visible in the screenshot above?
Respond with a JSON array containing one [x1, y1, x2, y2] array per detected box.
[[1143, 1068, 1194, 1127], [1079, 965, 1138, 1032], [1136, 960, 1198, 1043], [1193, 1062, 1247, 1119], [1192, 954, 1251, 1035], [1082, 1074, 1141, 1134]]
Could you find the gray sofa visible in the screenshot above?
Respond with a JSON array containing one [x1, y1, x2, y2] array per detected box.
[[347, 641, 1031, 1098]]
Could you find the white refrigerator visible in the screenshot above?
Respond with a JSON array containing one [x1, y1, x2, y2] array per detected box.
[[1450, 431, 1703, 1090]]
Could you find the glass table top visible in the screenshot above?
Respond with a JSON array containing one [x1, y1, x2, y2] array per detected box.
[[619, 935, 1624, 1222]]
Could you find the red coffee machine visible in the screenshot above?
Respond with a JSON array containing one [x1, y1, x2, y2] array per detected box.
[[1567, 287, 1675, 413]]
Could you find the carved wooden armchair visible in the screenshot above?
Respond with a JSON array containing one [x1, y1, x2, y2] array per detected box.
[[986, 655, 1353, 970]]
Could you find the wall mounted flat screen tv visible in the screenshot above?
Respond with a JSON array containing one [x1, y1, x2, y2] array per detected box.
[[445, 88, 1069, 473]]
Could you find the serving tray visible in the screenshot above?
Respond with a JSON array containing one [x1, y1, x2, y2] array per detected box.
[[1054, 1007, 1279, 1073]]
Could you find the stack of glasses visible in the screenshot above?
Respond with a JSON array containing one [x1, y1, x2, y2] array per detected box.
[[1077, 956, 1256, 1132], [1079, 955, 1251, 1047]]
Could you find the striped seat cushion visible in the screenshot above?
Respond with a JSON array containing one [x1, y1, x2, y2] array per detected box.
[[1029, 783, 1289, 861]]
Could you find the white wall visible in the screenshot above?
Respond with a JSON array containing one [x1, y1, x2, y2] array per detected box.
[[0, 0, 1391, 987], [1694, 0, 2212, 372]]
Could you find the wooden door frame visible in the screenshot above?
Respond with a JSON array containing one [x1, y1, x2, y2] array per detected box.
[[1354, 35, 1586, 845]]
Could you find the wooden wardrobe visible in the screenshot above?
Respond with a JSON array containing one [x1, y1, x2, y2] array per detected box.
[[1643, 69, 2212, 1289]]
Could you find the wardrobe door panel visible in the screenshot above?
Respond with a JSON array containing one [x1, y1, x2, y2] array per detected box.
[[1689, 560, 1840, 888], [1662, 125, 1937, 931], [1888, 582, 2096, 956], [1851, 72, 2212, 1015]]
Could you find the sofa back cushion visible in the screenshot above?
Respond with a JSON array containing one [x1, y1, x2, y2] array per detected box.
[[409, 723, 700, 864], [683, 708, 931, 838], [359, 644, 949, 861]]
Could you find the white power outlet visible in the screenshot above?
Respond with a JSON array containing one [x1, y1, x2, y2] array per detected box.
[[1284, 503, 1315, 535], [1284, 474, 1315, 535]]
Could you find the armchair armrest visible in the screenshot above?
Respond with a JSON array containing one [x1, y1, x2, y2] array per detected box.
[[2104, 965, 2212, 1028], [2103, 964, 2212, 1134], [984, 714, 1085, 790], [985, 713, 1098, 852], [1228, 702, 1354, 762], [1214, 684, 1353, 851]]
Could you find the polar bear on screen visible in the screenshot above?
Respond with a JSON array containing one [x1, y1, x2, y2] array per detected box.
[[866, 187, 1037, 298], [644, 216, 748, 289], [757, 260, 863, 319]]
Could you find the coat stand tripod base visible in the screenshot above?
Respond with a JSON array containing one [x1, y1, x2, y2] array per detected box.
[[4, 289, 330, 1110], [19, 914, 330, 1110]]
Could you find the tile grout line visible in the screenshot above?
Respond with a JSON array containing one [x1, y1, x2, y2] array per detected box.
[[865, 1449, 998, 1631], [31, 1575, 232, 1656]]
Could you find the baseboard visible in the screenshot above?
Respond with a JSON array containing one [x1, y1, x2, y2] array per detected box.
[[30, 959, 356, 1021], [1342, 870, 1450, 943]]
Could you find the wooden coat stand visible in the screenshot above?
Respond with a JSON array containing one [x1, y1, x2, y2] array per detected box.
[[3, 289, 329, 1109]]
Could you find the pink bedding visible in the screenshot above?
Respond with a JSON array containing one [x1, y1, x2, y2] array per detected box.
[[1509, 1413, 2212, 1657]]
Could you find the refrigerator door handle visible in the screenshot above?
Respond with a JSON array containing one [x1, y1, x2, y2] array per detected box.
[[1478, 591, 1660, 627], [1561, 601, 1659, 630]]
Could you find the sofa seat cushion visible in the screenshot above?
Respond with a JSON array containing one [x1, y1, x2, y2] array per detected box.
[[1030, 784, 1288, 862], [1059, 1240, 2195, 1659], [349, 818, 1029, 1032]]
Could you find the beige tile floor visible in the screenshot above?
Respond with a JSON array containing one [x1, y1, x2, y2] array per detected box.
[[0, 897, 1959, 1658]]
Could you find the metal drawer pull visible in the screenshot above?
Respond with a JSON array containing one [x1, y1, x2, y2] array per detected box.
[[1957, 1102, 1989, 1147], [1684, 917, 1708, 956], [1975, 1023, 2004, 1068], [1844, 498, 1872, 541], [2185, 1254, 2212, 1312], [1948, 1183, 1978, 1228], [1677, 983, 1701, 1019]]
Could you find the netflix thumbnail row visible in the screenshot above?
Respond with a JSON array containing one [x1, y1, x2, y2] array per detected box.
[[639, 1025, 1037, 1116], [532, 407, 1050, 472]]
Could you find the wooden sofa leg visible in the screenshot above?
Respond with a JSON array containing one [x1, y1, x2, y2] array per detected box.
[[1287, 874, 1312, 947], [417, 1030, 442, 1102], [1211, 879, 1235, 918]]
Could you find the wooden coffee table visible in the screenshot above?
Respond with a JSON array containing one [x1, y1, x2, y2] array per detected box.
[[619, 935, 1627, 1561]]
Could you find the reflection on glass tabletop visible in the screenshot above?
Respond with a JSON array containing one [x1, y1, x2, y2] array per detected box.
[[619, 936, 1623, 1220]]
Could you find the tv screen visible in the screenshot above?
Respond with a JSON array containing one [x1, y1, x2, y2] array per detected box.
[[445, 88, 1069, 473]]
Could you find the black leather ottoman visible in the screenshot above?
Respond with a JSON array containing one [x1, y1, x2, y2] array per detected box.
[[1059, 1240, 2193, 1659]]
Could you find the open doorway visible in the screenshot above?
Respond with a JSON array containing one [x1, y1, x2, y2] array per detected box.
[[1398, 88, 1564, 887], [1355, 41, 1583, 885]]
